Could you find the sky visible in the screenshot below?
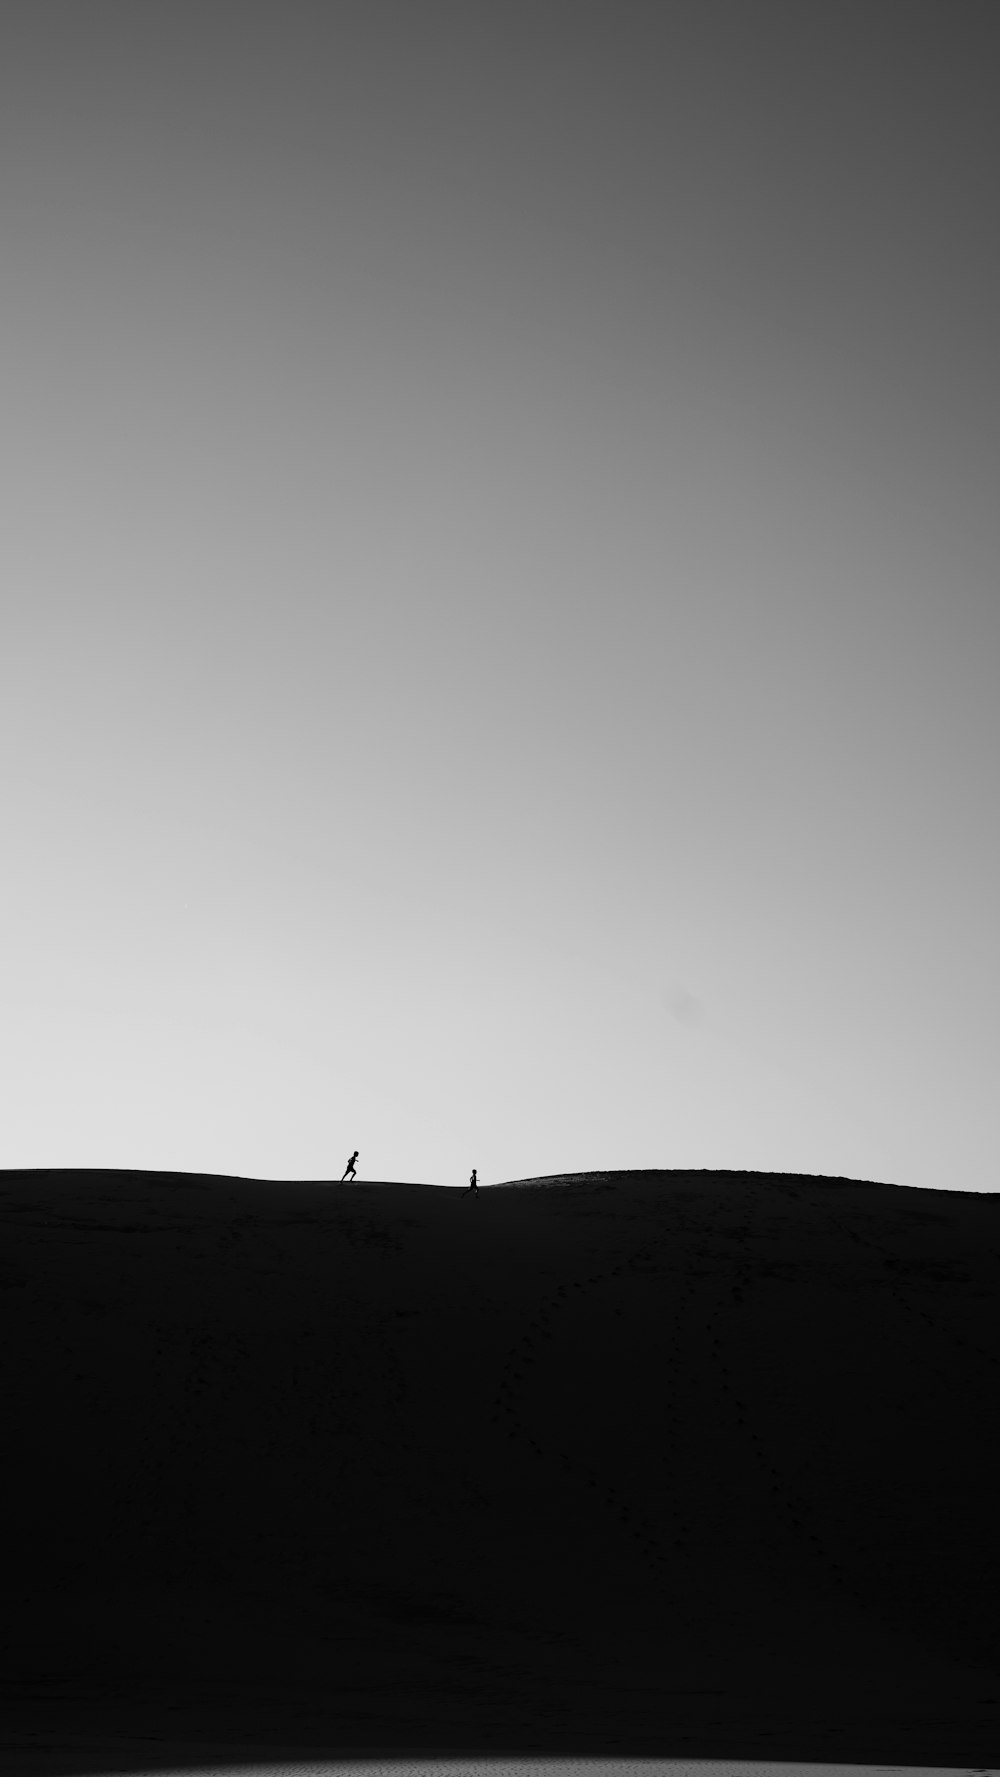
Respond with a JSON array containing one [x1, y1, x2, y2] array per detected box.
[[1, 1, 998, 1192]]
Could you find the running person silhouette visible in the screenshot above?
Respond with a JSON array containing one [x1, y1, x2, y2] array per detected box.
[[340, 1150, 358, 1182], [465, 1167, 478, 1196]]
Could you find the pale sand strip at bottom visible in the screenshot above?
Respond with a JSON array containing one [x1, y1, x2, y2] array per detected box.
[[80, 1759, 1000, 1777]]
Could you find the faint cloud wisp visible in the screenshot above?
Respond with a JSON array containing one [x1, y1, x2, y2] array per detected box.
[[662, 982, 704, 1028]]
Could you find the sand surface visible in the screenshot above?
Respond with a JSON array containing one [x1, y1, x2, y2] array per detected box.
[[23, 1762, 998, 1777], [2, 1166, 999, 1773]]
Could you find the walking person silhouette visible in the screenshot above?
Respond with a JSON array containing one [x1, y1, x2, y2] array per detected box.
[[465, 1167, 478, 1197], [340, 1150, 358, 1182]]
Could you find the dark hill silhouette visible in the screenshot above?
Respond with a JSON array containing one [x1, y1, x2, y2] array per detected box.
[[2, 1165, 1000, 1772]]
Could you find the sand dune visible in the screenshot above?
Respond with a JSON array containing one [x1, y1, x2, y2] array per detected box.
[[2, 1166, 999, 1773]]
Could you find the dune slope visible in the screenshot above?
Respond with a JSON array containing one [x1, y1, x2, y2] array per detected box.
[[2, 1166, 999, 1772]]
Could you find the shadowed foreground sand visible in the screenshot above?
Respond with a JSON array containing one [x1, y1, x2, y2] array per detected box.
[[10, 1763, 993, 1777], [1, 1166, 999, 1773]]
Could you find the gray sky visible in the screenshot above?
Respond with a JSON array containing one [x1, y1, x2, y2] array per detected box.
[[2, 1, 998, 1189]]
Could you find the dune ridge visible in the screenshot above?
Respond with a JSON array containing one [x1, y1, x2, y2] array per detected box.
[[2, 1166, 999, 1773]]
